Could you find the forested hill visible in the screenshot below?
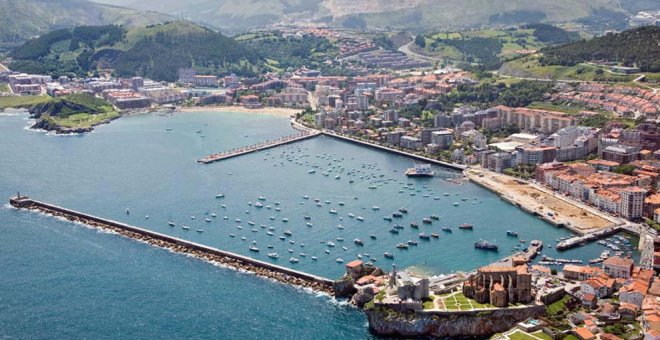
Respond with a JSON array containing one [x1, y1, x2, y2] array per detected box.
[[539, 26, 660, 72], [8, 22, 259, 82]]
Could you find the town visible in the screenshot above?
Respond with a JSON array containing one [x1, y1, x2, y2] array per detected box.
[[1, 20, 659, 340]]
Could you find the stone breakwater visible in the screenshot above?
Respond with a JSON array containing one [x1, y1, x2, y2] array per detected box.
[[9, 196, 334, 295]]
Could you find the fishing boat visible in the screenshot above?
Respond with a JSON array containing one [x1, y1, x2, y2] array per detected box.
[[396, 243, 409, 249], [459, 223, 474, 230], [422, 218, 432, 224], [410, 221, 419, 228], [337, 224, 344, 230], [407, 240, 418, 246], [399, 207, 408, 213], [474, 240, 498, 251], [283, 230, 293, 236], [354, 239, 364, 246], [383, 216, 393, 221], [369, 234, 377, 240], [289, 258, 299, 263], [389, 229, 399, 234], [430, 215, 439, 220], [249, 246, 260, 252], [168, 221, 175, 227], [419, 233, 431, 240], [384, 252, 394, 259], [441, 227, 452, 232], [431, 233, 440, 238], [336, 258, 344, 263], [327, 241, 336, 247], [506, 230, 519, 237]]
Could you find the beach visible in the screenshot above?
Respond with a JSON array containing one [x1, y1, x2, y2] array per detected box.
[[177, 105, 302, 117]]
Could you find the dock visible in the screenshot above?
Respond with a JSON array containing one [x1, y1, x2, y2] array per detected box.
[[556, 226, 622, 251], [492, 240, 543, 267], [9, 195, 335, 294], [198, 131, 320, 164]]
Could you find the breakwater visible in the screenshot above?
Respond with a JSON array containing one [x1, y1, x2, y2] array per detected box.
[[556, 227, 622, 250], [9, 196, 334, 294], [320, 131, 467, 171], [198, 131, 320, 164]]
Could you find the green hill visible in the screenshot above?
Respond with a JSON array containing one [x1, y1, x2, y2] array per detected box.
[[539, 26, 660, 72], [0, 0, 172, 46], [9, 22, 259, 82]]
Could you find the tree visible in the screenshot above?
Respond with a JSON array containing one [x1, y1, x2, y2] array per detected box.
[[414, 35, 426, 48], [613, 164, 635, 176]]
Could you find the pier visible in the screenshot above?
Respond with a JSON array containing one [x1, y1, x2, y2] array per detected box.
[[9, 195, 335, 294], [556, 226, 622, 250], [198, 131, 320, 164]]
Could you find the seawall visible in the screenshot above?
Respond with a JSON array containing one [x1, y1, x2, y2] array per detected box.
[[9, 196, 334, 294], [365, 304, 545, 338], [319, 131, 467, 171]]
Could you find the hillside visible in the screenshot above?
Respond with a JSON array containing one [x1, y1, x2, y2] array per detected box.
[[8, 22, 259, 82], [539, 26, 660, 72], [91, 0, 655, 32], [0, 0, 172, 46]]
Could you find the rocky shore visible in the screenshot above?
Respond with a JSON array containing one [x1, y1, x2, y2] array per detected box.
[[29, 114, 121, 134], [365, 305, 545, 338], [22, 204, 334, 295]]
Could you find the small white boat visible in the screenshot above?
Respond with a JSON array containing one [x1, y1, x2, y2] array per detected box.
[[216, 194, 225, 198], [168, 221, 175, 227], [182, 225, 190, 230], [311, 256, 318, 261], [336, 258, 344, 263], [196, 229, 204, 233], [268, 253, 279, 259], [249, 246, 259, 252], [289, 257, 299, 263]]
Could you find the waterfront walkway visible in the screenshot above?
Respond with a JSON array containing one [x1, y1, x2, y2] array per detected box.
[[198, 131, 320, 164], [9, 195, 335, 293]]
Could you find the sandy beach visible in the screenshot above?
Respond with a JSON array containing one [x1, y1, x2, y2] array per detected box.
[[177, 105, 302, 117]]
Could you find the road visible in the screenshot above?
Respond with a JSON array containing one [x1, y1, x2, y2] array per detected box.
[[398, 38, 441, 64], [0, 63, 8, 72]]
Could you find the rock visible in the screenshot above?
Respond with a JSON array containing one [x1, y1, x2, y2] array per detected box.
[[350, 287, 375, 308], [333, 275, 357, 298], [370, 267, 384, 277], [365, 304, 545, 338]]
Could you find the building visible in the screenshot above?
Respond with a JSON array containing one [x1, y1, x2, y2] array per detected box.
[[431, 130, 453, 150], [178, 68, 196, 84], [563, 265, 603, 281], [193, 75, 218, 87], [400, 136, 422, 150], [620, 187, 647, 221], [488, 152, 513, 173], [131, 77, 144, 91], [603, 256, 634, 279], [602, 144, 640, 164], [462, 264, 532, 308], [492, 106, 576, 134], [516, 146, 557, 165]]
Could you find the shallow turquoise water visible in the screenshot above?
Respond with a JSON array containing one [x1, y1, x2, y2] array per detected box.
[[0, 110, 637, 338]]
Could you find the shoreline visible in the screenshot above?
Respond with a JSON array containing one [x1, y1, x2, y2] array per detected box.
[[176, 105, 302, 117], [466, 169, 617, 235]]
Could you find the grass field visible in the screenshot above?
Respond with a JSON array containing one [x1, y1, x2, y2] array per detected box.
[[45, 111, 120, 129], [526, 101, 586, 114], [499, 55, 638, 82], [0, 83, 9, 93], [0, 95, 51, 109], [501, 329, 553, 340]]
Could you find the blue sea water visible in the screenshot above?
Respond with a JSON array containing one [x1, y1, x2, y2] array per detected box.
[[0, 110, 638, 338]]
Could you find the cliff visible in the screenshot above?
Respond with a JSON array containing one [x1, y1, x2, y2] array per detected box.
[[365, 305, 545, 338]]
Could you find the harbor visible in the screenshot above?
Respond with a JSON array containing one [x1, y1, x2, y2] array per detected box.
[[198, 131, 320, 164], [9, 195, 335, 294]]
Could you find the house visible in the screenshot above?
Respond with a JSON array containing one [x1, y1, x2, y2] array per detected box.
[[620, 281, 650, 308], [580, 275, 610, 298], [619, 302, 639, 320], [581, 293, 598, 309], [564, 265, 603, 281], [573, 326, 596, 340], [603, 256, 635, 279]]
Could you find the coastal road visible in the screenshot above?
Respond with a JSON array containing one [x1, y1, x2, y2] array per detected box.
[[0, 63, 8, 72]]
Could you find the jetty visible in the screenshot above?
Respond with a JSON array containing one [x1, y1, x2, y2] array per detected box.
[[9, 195, 334, 294], [198, 131, 320, 164], [556, 226, 622, 250]]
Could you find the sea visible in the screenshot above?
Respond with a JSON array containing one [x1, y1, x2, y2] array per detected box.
[[0, 109, 638, 339]]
